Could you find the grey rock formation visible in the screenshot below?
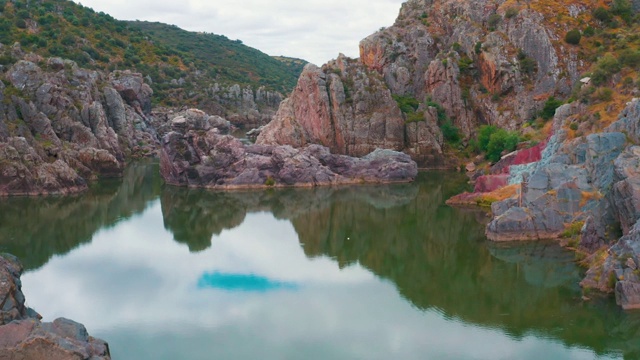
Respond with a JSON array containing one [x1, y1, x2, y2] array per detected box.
[[486, 102, 626, 242], [0, 49, 159, 195], [161, 109, 417, 188], [207, 83, 284, 128]]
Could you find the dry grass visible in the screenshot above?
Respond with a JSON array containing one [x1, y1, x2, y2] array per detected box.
[[477, 184, 520, 206]]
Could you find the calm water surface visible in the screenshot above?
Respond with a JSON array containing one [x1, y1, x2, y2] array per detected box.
[[1, 162, 639, 360]]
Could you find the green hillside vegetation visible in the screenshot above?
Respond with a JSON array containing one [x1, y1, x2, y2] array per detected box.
[[0, 0, 306, 106], [127, 21, 306, 93]]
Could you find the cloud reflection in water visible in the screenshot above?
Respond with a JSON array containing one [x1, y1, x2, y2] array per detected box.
[[197, 272, 298, 292]]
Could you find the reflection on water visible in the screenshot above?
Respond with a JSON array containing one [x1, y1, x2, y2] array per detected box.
[[4, 164, 640, 359], [0, 161, 161, 270], [198, 272, 298, 292]]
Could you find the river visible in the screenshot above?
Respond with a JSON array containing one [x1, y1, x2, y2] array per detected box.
[[0, 161, 638, 360]]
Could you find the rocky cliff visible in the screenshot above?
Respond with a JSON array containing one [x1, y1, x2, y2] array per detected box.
[[204, 83, 284, 129], [258, 0, 586, 167], [0, 45, 158, 195]]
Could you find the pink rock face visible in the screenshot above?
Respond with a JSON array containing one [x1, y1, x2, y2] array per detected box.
[[257, 58, 414, 160], [513, 141, 545, 166], [474, 174, 509, 193]]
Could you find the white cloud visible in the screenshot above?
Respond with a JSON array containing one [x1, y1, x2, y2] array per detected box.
[[75, 0, 406, 65]]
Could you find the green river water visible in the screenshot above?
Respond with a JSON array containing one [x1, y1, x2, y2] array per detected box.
[[0, 161, 639, 360]]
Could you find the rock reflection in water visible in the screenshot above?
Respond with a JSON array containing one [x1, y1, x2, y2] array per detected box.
[[160, 171, 640, 359], [0, 161, 161, 270]]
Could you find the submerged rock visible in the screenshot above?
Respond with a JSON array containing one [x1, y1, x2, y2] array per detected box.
[[0, 254, 110, 359], [160, 109, 418, 188]]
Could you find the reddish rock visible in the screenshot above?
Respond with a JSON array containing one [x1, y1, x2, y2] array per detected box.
[[162, 109, 418, 188], [474, 174, 509, 193]]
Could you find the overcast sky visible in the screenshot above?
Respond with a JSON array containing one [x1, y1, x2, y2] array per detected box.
[[74, 0, 406, 65]]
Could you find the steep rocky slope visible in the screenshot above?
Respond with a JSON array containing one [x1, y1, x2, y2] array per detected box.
[[258, 0, 594, 167], [0, 0, 306, 128], [0, 46, 157, 195]]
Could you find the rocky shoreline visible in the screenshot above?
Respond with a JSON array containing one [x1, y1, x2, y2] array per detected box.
[[0, 254, 110, 359], [446, 99, 640, 310]]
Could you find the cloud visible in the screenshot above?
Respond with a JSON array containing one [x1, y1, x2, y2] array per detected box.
[[75, 0, 406, 65]]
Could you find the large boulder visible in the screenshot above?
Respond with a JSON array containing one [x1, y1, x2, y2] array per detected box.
[[0, 254, 110, 359]]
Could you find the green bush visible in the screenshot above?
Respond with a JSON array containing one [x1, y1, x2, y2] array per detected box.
[[477, 125, 498, 152], [565, 29, 582, 45], [505, 7, 519, 19], [486, 129, 520, 162], [475, 42, 483, 54], [392, 94, 420, 113], [518, 49, 537, 75], [541, 96, 563, 120], [583, 26, 595, 37], [441, 121, 461, 144], [593, 7, 612, 22], [619, 49, 640, 68], [487, 14, 502, 30], [612, 0, 633, 24], [597, 53, 621, 73], [458, 56, 473, 71]]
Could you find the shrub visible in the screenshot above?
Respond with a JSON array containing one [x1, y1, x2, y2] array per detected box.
[[406, 111, 425, 123], [486, 129, 520, 162], [569, 122, 579, 131], [487, 14, 502, 30], [392, 94, 420, 113], [505, 7, 519, 19], [518, 49, 537, 75], [477, 125, 498, 152], [458, 56, 473, 71], [593, 87, 613, 102], [593, 7, 612, 22], [597, 53, 621, 74], [612, 0, 633, 23], [565, 29, 582, 45], [475, 42, 482, 54], [541, 96, 563, 120], [619, 49, 640, 68], [583, 26, 595, 37], [441, 121, 461, 144]]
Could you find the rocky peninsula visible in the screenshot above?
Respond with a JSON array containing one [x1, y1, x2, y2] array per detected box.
[[160, 109, 418, 188]]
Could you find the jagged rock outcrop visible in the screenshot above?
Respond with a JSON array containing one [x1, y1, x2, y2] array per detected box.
[[258, 0, 585, 167], [161, 109, 417, 188], [257, 56, 445, 167], [0, 254, 110, 359], [0, 48, 159, 195], [360, 0, 578, 130]]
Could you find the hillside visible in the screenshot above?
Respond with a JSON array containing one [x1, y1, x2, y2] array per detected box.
[[0, 0, 305, 115]]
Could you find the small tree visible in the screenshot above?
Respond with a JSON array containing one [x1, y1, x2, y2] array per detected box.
[[565, 29, 581, 45], [541, 96, 563, 120]]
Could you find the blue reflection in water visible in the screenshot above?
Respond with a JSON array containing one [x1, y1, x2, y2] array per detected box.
[[197, 272, 298, 292]]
